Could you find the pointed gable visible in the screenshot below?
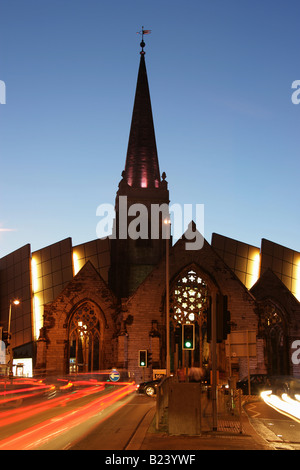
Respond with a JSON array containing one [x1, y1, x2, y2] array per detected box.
[[45, 260, 117, 313], [250, 267, 300, 307]]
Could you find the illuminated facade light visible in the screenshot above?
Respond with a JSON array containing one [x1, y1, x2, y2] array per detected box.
[[295, 260, 300, 301], [141, 177, 148, 188], [31, 257, 39, 292], [31, 257, 43, 341], [252, 252, 261, 285], [247, 252, 261, 289], [73, 251, 80, 276]]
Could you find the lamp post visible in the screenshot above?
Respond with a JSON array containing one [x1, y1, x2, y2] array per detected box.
[[164, 218, 171, 376], [7, 299, 20, 377]]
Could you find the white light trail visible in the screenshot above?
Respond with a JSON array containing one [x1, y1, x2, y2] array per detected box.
[[261, 390, 300, 423]]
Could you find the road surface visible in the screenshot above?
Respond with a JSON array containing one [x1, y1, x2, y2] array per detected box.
[[245, 399, 300, 450], [69, 394, 155, 450], [0, 378, 141, 450]]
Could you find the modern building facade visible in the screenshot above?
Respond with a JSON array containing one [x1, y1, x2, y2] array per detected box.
[[1, 41, 300, 382]]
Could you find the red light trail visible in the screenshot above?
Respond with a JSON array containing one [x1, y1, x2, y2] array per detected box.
[[0, 382, 136, 450]]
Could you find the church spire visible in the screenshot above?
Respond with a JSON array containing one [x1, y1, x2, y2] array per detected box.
[[123, 36, 160, 189], [111, 34, 169, 298]]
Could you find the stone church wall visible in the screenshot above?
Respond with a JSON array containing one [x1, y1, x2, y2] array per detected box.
[[123, 234, 260, 383]]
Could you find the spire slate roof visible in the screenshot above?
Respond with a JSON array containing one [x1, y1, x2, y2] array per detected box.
[[124, 50, 160, 189]]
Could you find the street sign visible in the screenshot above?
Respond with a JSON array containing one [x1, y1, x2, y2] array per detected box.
[[225, 330, 256, 357], [109, 368, 120, 382]]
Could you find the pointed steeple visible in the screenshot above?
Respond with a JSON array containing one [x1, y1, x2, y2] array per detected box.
[[124, 44, 160, 189], [110, 38, 169, 299]]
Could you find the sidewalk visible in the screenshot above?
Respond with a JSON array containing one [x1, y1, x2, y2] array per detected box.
[[126, 400, 274, 450]]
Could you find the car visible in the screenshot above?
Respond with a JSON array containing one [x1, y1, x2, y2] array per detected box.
[[236, 374, 268, 395], [136, 378, 163, 396], [266, 376, 300, 398]]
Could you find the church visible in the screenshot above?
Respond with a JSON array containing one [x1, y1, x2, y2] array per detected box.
[[1, 38, 300, 383]]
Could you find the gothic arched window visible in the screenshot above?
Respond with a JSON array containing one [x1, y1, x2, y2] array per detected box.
[[68, 302, 101, 373], [171, 269, 208, 325], [259, 302, 289, 376]]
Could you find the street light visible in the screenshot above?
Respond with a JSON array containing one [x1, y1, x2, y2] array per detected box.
[[8, 300, 20, 335], [7, 299, 21, 377], [164, 218, 171, 376]]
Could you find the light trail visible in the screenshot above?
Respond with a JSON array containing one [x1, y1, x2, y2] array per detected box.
[[0, 384, 53, 405], [260, 390, 300, 423], [0, 382, 136, 450], [0, 384, 106, 428]]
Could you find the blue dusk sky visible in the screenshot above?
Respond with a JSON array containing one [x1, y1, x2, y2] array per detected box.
[[0, 0, 299, 258]]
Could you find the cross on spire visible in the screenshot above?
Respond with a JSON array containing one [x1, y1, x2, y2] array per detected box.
[[137, 27, 151, 54], [122, 28, 160, 189]]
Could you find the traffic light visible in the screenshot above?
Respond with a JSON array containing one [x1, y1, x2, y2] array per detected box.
[[138, 350, 147, 367], [222, 295, 231, 339], [147, 350, 152, 366], [216, 294, 223, 343], [206, 295, 231, 343], [217, 294, 231, 342], [206, 297, 212, 343], [182, 323, 195, 350]]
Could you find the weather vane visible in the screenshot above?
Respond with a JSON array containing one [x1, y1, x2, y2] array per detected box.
[[137, 27, 151, 53]]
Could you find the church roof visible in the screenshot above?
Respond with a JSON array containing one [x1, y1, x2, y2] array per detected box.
[[123, 45, 160, 189], [250, 267, 300, 306]]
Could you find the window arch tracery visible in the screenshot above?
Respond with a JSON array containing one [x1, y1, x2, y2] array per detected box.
[[68, 302, 102, 373], [169, 268, 210, 370], [170, 269, 208, 325], [258, 301, 289, 376], [259, 303, 283, 331]]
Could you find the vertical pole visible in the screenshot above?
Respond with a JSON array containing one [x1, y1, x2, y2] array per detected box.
[[238, 388, 243, 434], [7, 302, 12, 377], [199, 319, 203, 369], [211, 291, 218, 431], [247, 330, 251, 395], [91, 337, 94, 373], [228, 334, 231, 377], [76, 335, 78, 374], [156, 385, 160, 430], [166, 223, 170, 377], [185, 350, 188, 382], [8, 302, 12, 337]]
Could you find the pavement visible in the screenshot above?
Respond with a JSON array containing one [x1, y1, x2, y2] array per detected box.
[[126, 399, 276, 451]]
